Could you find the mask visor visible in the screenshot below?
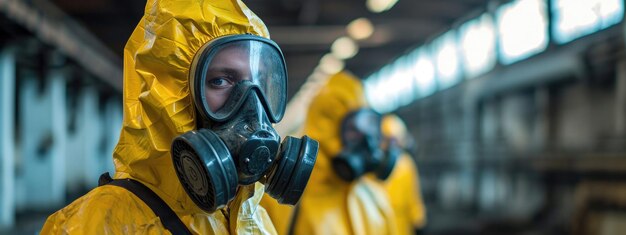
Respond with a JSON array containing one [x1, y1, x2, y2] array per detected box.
[[191, 35, 287, 123]]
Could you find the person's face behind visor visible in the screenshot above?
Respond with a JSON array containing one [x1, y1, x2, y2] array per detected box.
[[204, 45, 250, 112], [194, 37, 287, 123], [342, 109, 383, 150], [331, 109, 390, 182]]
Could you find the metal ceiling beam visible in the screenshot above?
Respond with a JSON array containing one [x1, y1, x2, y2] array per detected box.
[[389, 1, 473, 21], [318, 0, 471, 24], [0, 0, 123, 91], [269, 25, 344, 46], [298, 0, 319, 25], [270, 18, 445, 48], [51, 0, 112, 13]]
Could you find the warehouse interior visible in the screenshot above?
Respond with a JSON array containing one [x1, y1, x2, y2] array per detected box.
[[1, 0, 626, 234]]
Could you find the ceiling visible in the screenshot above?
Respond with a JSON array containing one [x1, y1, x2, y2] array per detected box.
[[51, 0, 490, 99]]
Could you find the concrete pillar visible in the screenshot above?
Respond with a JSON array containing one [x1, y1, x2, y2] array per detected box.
[[458, 85, 482, 210], [0, 47, 16, 229], [65, 89, 84, 194], [481, 99, 500, 144], [462, 102, 479, 209], [478, 169, 512, 212], [532, 87, 550, 152], [439, 171, 462, 210], [494, 170, 511, 209], [65, 85, 101, 192], [509, 172, 543, 217], [616, 60, 626, 136], [95, 98, 122, 186], [478, 170, 497, 211], [19, 68, 67, 209], [501, 94, 534, 153], [81, 87, 103, 189]]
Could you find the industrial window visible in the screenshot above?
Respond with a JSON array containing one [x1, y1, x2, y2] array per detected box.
[[496, 0, 549, 65], [459, 13, 497, 78], [552, 0, 624, 44], [431, 30, 462, 89]]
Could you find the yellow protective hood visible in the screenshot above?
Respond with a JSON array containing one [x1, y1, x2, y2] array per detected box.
[[381, 115, 427, 234], [112, 0, 268, 214], [42, 1, 278, 234], [382, 114, 409, 147], [303, 71, 367, 190]]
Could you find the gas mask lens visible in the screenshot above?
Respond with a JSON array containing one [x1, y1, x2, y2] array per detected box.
[[190, 35, 287, 123]]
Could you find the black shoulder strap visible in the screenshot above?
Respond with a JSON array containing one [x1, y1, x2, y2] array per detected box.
[[98, 172, 193, 235], [287, 203, 301, 235]]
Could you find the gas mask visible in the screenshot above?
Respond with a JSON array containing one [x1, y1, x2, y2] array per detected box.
[[170, 35, 318, 213], [331, 109, 398, 182]]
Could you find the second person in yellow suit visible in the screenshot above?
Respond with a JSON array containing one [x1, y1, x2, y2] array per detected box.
[[40, 0, 319, 234], [262, 71, 398, 235], [381, 114, 428, 235]]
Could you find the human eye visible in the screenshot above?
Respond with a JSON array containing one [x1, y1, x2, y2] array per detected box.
[[206, 77, 234, 89]]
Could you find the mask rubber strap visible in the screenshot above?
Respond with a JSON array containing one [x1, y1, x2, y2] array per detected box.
[[98, 172, 193, 235]]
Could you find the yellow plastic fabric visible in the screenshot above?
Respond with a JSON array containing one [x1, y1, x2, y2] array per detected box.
[[41, 0, 276, 234], [261, 71, 397, 235], [381, 115, 427, 235]]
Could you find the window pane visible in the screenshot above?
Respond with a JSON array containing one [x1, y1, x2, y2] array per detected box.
[[459, 14, 497, 78], [496, 0, 549, 65], [431, 30, 462, 89], [552, 0, 624, 44]]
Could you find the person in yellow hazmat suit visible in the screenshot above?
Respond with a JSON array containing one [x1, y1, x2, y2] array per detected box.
[[381, 114, 427, 235], [261, 71, 398, 235], [40, 0, 319, 234]]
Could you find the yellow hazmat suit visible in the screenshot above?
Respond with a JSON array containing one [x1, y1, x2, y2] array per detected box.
[[41, 0, 276, 234], [381, 115, 427, 235], [261, 71, 397, 235]]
